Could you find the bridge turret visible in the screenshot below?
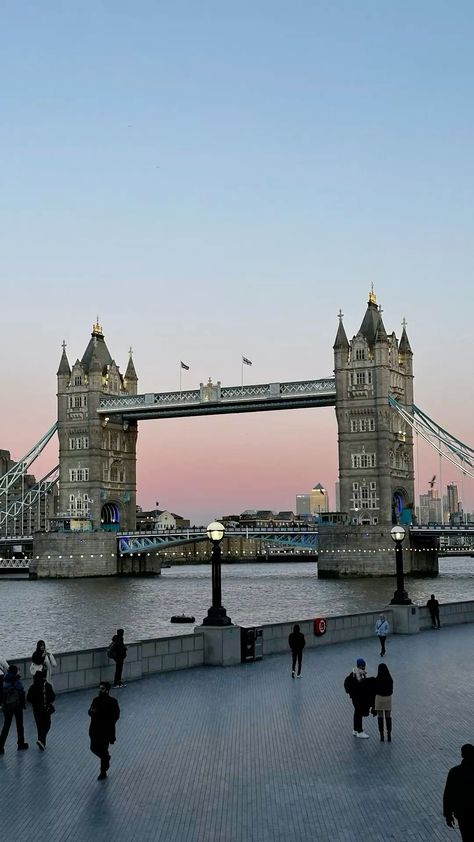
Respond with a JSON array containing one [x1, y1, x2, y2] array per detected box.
[[124, 350, 138, 395]]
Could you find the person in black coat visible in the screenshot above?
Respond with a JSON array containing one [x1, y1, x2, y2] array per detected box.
[[288, 624, 306, 678], [88, 681, 120, 780], [344, 658, 375, 739], [27, 670, 56, 751], [0, 665, 28, 753], [426, 595, 441, 629], [108, 629, 128, 689], [443, 744, 474, 841]]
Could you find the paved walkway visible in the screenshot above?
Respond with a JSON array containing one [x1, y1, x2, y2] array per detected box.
[[1, 624, 472, 842]]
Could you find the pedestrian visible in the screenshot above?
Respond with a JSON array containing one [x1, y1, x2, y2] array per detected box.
[[88, 681, 120, 780], [443, 743, 474, 841], [373, 662, 393, 742], [26, 670, 56, 751], [288, 623, 306, 678], [426, 594, 441, 629], [30, 640, 57, 684], [375, 613, 389, 657], [0, 654, 9, 675], [108, 628, 127, 688], [0, 665, 29, 754], [343, 658, 375, 739]]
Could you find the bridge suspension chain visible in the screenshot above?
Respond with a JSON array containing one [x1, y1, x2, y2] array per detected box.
[[388, 397, 474, 479]]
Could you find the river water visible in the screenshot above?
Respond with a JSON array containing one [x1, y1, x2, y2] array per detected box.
[[1, 558, 473, 659]]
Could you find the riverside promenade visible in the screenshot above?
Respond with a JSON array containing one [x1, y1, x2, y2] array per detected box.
[[1, 623, 472, 842]]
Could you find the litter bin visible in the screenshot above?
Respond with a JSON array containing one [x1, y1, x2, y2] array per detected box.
[[241, 626, 263, 662]]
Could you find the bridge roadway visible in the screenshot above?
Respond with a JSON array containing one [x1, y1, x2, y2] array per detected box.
[[1, 623, 472, 841]]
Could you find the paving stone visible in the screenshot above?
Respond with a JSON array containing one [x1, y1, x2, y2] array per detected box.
[[0, 624, 472, 841]]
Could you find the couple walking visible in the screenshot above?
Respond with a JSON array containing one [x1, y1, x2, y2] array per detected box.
[[0, 664, 56, 754], [344, 658, 393, 741]]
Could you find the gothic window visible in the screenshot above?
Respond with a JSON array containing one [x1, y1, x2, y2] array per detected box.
[[69, 492, 90, 517], [74, 375, 82, 386], [367, 371, 372, 384], [69, 436, 89, 450], [69, 468, 89, 482], [356, 372, 365, 386], [350, 419, 358, 432], [351, 453, 376, 468], [355, 348, 365, 361], [369, 418, 375, 431]]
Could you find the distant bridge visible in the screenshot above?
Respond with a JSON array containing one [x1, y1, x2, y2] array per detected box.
[[117, 526, 319, 555]]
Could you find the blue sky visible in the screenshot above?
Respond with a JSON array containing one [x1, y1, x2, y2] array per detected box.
[[1, 1, 473, 521]]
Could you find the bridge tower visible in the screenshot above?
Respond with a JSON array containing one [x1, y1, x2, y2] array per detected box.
[[318, 290, 428, 576], [56, 321, 138, 532]]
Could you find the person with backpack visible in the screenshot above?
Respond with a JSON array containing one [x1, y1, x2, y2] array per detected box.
[[288, 624, 306, 678], [0, 664, 28, 754], [27, 670, 56, 751], [30, 640, 57, 684], [343, 657, 375, 739], [108, 628, 127, 689], [88, 681, 120, 780]]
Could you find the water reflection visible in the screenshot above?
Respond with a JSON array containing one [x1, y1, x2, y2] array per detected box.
[[1, 558, 473, 659]]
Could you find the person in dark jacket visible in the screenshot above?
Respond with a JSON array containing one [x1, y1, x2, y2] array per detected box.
[[344, 658, 375, 739], [288, 624, 306, 678], [373, 662, 393, 741], [27, 670, 56, 751], [108, 629, 127, 688], [88, 681, 120, 780], [426, 595, 441, 629], [0, 664, 28, 753], [443, 743, 474, 841]]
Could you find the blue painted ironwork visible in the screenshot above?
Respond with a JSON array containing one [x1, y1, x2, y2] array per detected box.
[[118, 527, 319, 555]]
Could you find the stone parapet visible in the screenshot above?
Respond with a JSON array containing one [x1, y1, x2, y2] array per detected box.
[[318, 524, 439, 577]]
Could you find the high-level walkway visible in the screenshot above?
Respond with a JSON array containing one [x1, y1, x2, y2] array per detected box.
[[1, 623, 472, 842]]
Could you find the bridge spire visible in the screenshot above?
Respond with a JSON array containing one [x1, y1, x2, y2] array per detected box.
[[333, 310, 349, 351], [57, 340, 71, 376]]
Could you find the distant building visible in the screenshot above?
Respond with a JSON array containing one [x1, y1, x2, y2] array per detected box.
[[136, 508, 190, 531], [296, 483, 329, 517], [447, 483, 460, 519], [418, 490, 442, 524]]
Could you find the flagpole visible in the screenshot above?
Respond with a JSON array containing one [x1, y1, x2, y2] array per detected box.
[[241, 354, 243, 394], [180, 363, 182, 396]]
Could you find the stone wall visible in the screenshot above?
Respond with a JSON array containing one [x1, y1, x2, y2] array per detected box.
[[261, 609, 392, 655], [418, 600, 474, 630], [10, 633, 204, 694], [31, 532, 118, 578], [318, 524, 439, 577]]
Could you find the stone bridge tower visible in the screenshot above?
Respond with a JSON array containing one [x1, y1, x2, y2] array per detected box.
[[318, 291, 422, 576], [56, 321, 138, 532]]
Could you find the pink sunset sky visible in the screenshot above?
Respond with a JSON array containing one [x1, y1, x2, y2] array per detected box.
[[1, 3, 474, 523]]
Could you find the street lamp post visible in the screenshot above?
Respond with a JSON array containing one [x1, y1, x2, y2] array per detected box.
[[390, 525, 412, 605], [202, 521, 232, 626]]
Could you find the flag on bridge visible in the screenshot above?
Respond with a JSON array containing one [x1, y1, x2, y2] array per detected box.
[[180, 361, 190, 370], [242, 356, 252, 366]]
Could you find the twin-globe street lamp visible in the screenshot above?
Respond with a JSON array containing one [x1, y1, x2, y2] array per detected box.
[[390, 525, 412, 605], [202, 521, 233, 626]]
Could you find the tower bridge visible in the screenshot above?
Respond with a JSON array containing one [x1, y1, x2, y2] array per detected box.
[[2, 292, 473, 579]]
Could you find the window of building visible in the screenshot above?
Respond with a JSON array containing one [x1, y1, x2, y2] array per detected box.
[[74, 375, 82, 386], [69, 436, 89, 450], [355, 348, 365, 361], [356, 371, 365, 386], [350, 419, 358, 432], [351, 453, 376, 468]]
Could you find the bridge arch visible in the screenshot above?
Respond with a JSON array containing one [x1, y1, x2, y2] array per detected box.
[[101, 502, 120, 531]]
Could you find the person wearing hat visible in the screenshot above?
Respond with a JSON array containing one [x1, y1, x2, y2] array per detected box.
[[88, 681, 120, 780], [443, 744, 474, 840], [0, 665, 28, 754], [343, 658, 375, 739]]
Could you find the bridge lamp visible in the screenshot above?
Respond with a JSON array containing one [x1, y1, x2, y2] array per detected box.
[[390, 525, 412, 605], [203, 522, 232, 626]]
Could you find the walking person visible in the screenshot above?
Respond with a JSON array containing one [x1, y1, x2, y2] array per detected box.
[[373, 663, 393, 742], [30, 640, 57, 684], [443, 743, 474, 841], [344, 658, 375, 739], [375, 614, 389, 657], [426, 594, 441, 629], [108, 628, 127, 688], [88, 681, 120, 780], [27, 670, 56, 751], [288, 623, 305, 678], [0, 665, 28, 754]]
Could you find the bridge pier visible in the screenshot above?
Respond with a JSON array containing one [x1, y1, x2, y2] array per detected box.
[[30, 532, 161, 578], [317, 524, 439, 578]]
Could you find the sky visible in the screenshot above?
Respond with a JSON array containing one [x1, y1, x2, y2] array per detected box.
[[1, 1, 473, 523]]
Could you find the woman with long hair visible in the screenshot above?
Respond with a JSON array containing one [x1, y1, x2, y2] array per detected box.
[[30, 640, 57, 685], [374, 662, 393, 741]]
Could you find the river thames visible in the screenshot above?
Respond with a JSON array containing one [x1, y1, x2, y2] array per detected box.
[[1, 557, 473, 658]]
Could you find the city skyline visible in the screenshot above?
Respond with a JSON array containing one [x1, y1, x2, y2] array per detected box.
[[1, 3, 474, 524]]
